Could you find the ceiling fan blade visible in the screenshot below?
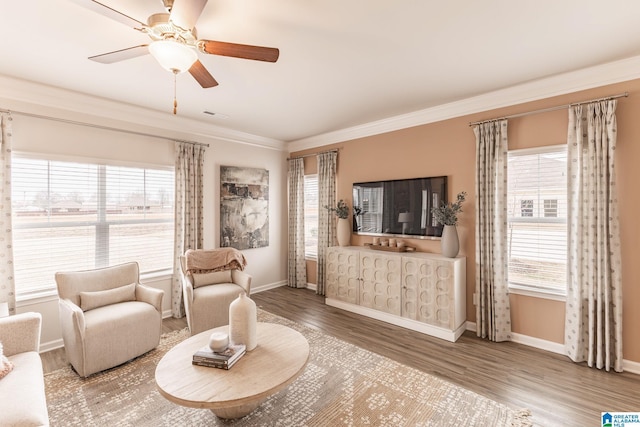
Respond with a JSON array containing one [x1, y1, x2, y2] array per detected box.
[[189, 60, 218, 88], [170, 0, 208, 31], [69, 0, 145, 29], [200, 40, 280, 63], [89, 45, 149, 64]]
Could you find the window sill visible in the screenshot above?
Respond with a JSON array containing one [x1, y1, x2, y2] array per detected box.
[[141, 269, 173, 282], [305, 255, 317, 262], [508, 284, 566, 302], [16, 288, 59, 306]]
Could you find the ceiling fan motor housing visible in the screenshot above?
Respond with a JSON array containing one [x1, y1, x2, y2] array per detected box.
[[146, 13, 198, 44]]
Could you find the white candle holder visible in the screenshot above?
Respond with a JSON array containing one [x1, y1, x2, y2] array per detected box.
[[208, 332, 229, 352]]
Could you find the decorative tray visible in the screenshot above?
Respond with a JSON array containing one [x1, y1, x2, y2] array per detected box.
[[364, 243, 415, 253]]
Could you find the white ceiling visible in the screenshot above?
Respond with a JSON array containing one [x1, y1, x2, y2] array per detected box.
[[2, 0, 640, 143]]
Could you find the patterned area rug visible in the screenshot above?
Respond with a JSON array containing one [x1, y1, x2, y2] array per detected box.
[[45, 310, 532, 426]]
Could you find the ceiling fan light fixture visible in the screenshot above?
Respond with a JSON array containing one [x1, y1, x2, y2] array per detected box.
[[148, 39, 197, 73]]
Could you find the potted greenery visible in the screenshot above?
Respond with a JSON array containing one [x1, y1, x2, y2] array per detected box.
[[324, 199, 349, 219], [431, 191, 466, 257], [325, 199, 350, 246]]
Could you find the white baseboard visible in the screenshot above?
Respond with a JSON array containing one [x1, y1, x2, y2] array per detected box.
[[623, 359, 640, 375], [252, 280, 320, 293], [251, 280, 287, 294], [326, 298, 464, 342], [259, 280, 317, 292], [468, 320, 565, 355], [39, 338, 64, 353], [510, 332, 565, 355], [465, 321, 639, 375], [465, 320, 477, 333]]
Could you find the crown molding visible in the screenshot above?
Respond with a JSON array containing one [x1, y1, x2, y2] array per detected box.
[[6, 51, 640, 155], [0, 74, 287, 151], [287, 55, 640, 152]]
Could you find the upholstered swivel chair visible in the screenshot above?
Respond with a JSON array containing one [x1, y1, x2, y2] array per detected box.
[[55, 262, 164, 377], [180, 248, 252, 336]]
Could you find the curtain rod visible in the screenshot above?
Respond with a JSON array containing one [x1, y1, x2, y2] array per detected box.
[[468, 92, 629, 127], [287, 148, 340, 160], [0, 108, 210, 148]]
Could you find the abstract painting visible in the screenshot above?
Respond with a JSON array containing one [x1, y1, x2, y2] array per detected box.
[[220, 166, 269, 250]]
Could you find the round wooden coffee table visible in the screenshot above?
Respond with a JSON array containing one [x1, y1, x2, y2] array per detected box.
[[155, 322, 309, 419]]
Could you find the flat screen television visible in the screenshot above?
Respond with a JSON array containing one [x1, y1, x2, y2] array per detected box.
[[352, 176, 447, 239]]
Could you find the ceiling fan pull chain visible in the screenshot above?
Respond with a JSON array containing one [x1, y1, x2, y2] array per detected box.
[[173, 70, 178, 115]]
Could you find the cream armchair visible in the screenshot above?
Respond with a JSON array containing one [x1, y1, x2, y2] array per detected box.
[[180, 248, 252, 336], [0, 312, 49, 426], [55, 262, 164, 377]]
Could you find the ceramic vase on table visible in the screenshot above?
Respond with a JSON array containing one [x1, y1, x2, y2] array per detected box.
[[441, 225, 459, 258], [336, 218, 351, 247], [229, 292, 257, 351]]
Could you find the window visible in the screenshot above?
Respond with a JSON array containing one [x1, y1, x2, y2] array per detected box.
[[352, 185, 383, 233], [303, 174, 318, 258], [520, 199, 533, 217], [11, 155, 174, 295], [544, 199, 558, 217], [507, 146, 567, 296]]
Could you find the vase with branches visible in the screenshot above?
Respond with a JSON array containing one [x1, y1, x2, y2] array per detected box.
[[325, 199, 350, 246], [431, 191, 466, 257], [431, 191, 467, 226], [324, 199, 349, 219]]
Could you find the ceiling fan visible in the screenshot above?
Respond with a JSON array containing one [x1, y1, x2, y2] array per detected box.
[[75, 0, 279, 111]]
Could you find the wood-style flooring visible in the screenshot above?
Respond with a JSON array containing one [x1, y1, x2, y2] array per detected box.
[[42, 286, 639, 426]]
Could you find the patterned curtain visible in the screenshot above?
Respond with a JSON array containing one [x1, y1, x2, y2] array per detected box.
[[0, 114, 15, 316], [474, 119, 511, 342], [173, 142, 206, 317], [316, 151, 337, 296], [287, 158, 307, 288], [565, 100, 623, 372]]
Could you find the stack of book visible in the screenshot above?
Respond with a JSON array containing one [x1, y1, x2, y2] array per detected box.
[[192, 344, 246, 370]]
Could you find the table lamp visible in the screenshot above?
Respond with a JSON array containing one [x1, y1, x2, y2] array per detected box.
[[398, 212, 414, 234]]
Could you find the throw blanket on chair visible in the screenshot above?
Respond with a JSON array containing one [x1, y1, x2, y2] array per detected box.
[[185, 248, 247, 274]]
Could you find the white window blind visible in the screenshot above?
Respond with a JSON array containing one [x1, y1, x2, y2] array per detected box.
[[11, 155, 174, 295], [507, 146, 567, 294], [303, 175, 318, 258]]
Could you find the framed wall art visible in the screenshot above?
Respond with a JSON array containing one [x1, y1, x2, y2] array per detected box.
[[220, 165, 269, 250]]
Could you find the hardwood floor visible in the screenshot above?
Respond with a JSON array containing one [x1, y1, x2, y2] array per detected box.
[[42, 286, 639, 426], [255, 288, 639, 427]]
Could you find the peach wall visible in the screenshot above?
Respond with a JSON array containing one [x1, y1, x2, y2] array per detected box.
[[305, 260, 318, 286], [509, 295, 565, 343], [293, 78, 640, 364]]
